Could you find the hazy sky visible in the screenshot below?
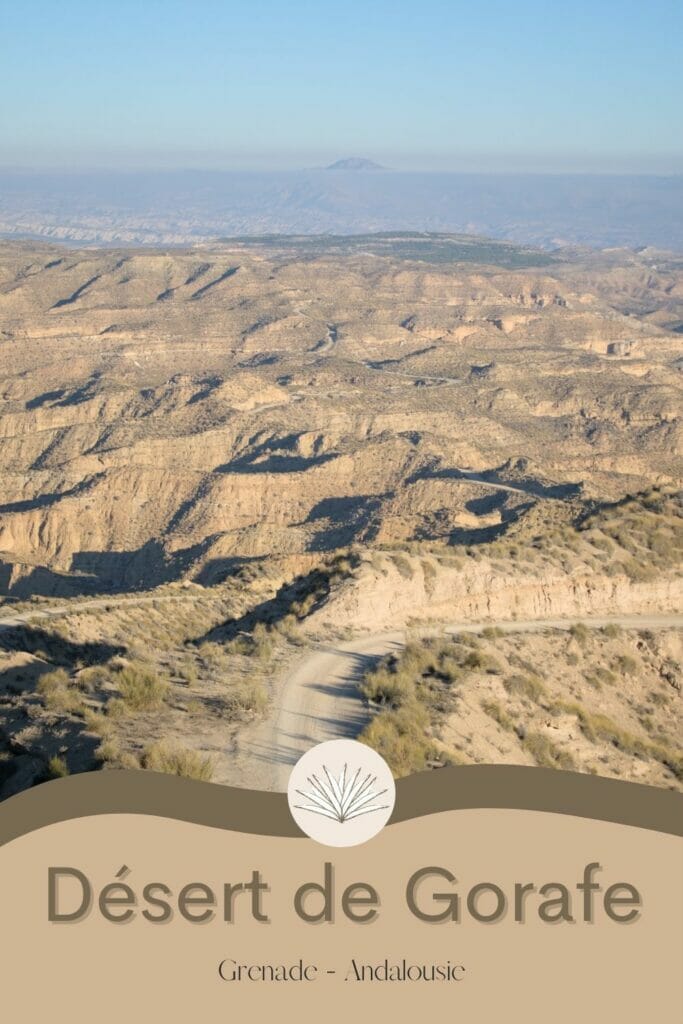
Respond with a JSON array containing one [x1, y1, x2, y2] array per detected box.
[[2, 0, 682, 172]]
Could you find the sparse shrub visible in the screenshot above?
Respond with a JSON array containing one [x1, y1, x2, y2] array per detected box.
[[457, 632, 481, 649], [47, 755, 69, 779], [592, 666, 617, 687], [224, 675, 268, 716], [118, 752, 141, 770], [391, 553, 414, 580], [440, 656, 462, 685], [178, 660, 199, 685], [117, 663, 168, 711], [522, 732, 575, 770], [359, 703, 431, 777], [402, 640, 438, 675], [371, 551, 387, 573], [277, 614, 304, 645], [83, 708, 114, 737], [142, 741, 214, 781], [421, 559, 438, 581], [75, 664, 113, 691], [569, 622, 589, 646], [36, 668, 70, 696], [106, 697, 129, 719], [504, 674, 547, 703], [44, 686, 84, 714], [198, 641, 229, 668], [622, 559, 657, 583], [226, 634, 253, 656], [553, 700, 682, 777], [481, 700, 515, 731], [614, 654, 638, 676], [481, 626, 504, 639], [253, 622, 274, 662], [361, 667, 414, 708], [649, 532, 671, 557], [602, 623, 622, 639], [294, 593, 317, 617], [463, 650, 502, 674], [96, 738, 121, 763]]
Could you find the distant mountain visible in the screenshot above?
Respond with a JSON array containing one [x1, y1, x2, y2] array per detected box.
[[1, 170, 682, 251], [325, 157, 386, 171]]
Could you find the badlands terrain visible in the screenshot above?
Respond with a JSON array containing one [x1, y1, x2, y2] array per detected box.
[[0, 233, 681, 796]]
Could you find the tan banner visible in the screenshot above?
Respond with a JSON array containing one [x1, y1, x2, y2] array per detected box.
[[1, 779, 681, 1022]]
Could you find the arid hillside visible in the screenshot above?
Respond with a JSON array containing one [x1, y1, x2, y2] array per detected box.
[[0, 487, 680, 797], [0, 235, 680, 799], [0, 235, 681, 598]]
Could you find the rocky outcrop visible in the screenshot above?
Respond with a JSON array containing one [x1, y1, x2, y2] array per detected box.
[[308, 557, 683, 633]]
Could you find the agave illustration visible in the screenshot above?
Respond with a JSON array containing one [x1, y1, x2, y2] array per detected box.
[[293, 763, 390, 824]]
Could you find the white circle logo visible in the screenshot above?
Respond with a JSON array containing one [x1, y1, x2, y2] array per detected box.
[[287, 739, 396, 847]]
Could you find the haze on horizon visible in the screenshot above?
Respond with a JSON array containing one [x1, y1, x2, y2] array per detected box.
[[3, 0, 682, 175]]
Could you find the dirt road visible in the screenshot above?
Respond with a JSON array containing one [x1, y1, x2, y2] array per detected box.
[[226, 612, 683, 791], [3, 595, 679, 793], [0, 592, 207, 631]]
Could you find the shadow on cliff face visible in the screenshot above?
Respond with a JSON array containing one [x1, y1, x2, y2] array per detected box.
[[407, 462, 583, 501], [0, 625, 124, 669], [193, 564, 342, 645], [302, 494, 385, 552], [0, 537, 218, 599], [0, 627, 126, 800]]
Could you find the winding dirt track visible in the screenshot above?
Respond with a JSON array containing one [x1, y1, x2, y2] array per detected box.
[[2, 597, 679, 792], [0, 593, 208, 631], [227, 612, 683, 791]]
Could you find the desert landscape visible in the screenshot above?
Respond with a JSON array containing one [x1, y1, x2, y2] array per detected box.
[[0, 233, 681, 797]]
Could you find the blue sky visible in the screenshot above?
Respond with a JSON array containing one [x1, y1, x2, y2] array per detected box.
[[2, 0, 682, 171]]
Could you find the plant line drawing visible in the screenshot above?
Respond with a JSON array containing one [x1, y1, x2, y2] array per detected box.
[[293, 763, 390, 824]]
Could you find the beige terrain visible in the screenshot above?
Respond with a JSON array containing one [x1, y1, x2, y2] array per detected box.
[[0, 235, 680, 797]]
